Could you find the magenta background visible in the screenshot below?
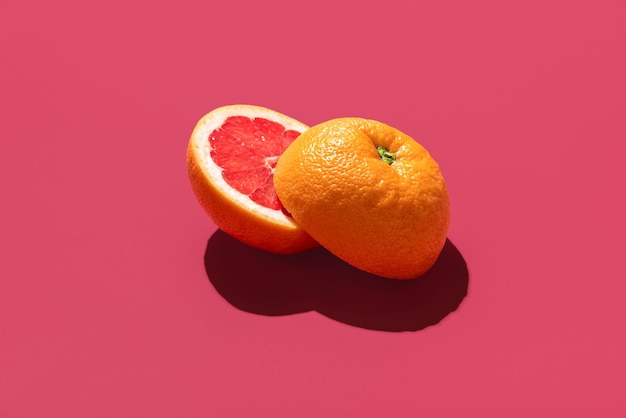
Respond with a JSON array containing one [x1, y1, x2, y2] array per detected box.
[[1, 0, 625, 416]]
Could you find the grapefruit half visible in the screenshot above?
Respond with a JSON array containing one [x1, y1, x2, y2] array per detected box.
[[187, 105, 318, 254]]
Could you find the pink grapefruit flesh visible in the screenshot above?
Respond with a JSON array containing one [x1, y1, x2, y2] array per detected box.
[[209, 116, 301, 210]]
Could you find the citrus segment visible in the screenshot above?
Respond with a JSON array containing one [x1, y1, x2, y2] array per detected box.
[[187, 105, 318, 254], [273, 117, 450, 279], [209, 115, 300, 209]]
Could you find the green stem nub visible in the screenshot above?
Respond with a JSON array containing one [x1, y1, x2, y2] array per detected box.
[[377, 146, 396, 165]]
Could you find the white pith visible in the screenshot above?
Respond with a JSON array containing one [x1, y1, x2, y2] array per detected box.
[[190, 105, 308, 228]]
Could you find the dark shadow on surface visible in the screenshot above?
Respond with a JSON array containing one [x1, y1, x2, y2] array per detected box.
[[205, 230, 469, 332]]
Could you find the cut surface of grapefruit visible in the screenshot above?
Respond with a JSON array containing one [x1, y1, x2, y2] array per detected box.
[[187, 105, 318, 254]]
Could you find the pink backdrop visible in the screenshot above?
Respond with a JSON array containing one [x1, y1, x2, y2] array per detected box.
[[1, 0, 625, 416]]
